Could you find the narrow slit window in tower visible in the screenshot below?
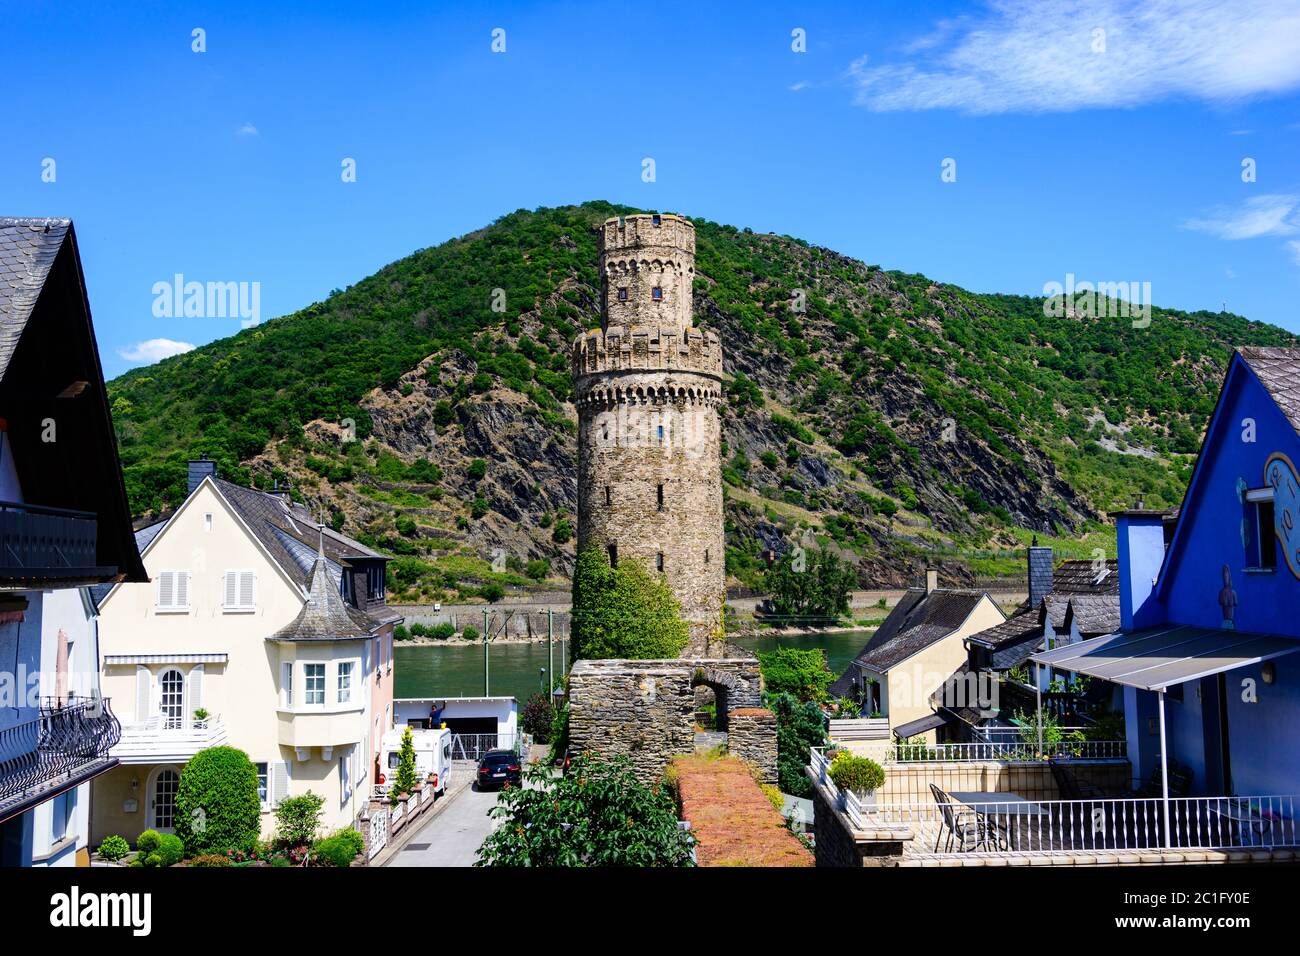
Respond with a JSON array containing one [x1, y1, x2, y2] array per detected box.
[[605, 485, 612, 506], [657, 424, 664, 443], [607, 543, 618, 567], [618, 287, 628, 301], [652, 214, 662, 226], [652, 286, 663, 301], [704, 549, 710, 565], [657, 484, 664, 511], [656, 552, 665, 572]]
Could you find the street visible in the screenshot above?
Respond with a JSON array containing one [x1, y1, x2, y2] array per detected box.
[[384, 780, 503, 867]]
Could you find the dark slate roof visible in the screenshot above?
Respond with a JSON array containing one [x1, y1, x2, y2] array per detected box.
[[829, 588, 991, 695], [969, 609, 1042, 649], [213, 478, 386, 591], [268, 545, 376, 643], [1239, 347, 1300, 436], [990, 631, 1045, 671], [1062, 593, 1121, 635], [1051, 559, 1120, 595], [0, 218, 70, 380]]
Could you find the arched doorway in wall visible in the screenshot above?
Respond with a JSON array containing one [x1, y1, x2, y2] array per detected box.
[[690, 667, 739, 749]]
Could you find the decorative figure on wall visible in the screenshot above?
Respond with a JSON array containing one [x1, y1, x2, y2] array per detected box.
[[1218, 564, 1238, 629]]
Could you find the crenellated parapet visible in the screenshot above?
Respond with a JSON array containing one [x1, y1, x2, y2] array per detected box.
[[571, 324, 723, 383]]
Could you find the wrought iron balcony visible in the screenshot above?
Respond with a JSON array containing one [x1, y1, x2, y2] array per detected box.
[[0, 697, 121, 820], [0, 500, 115, 585]]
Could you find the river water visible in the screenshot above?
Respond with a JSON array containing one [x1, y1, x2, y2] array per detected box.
[[393, 630, 872, 703]]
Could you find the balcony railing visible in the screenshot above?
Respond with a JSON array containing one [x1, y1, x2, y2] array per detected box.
[[888, 739, 1128, 762], [0, 501, 100, 578], [0, 697, 120, 817], [873, 795, 1299, 854], [113, 714, 228, 763]]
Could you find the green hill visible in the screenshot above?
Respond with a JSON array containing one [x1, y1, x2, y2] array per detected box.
[[107, 200, 1297, 598]]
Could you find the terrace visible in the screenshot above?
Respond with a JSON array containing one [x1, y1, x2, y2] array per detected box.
[[113, 713, 229, 764], [0, 698, 120, 822]]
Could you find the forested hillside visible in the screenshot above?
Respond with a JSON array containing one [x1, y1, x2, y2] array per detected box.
[[106, 201, 1297, 599]]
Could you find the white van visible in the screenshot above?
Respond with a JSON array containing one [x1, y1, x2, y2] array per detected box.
[[377, 727, 453, 796]]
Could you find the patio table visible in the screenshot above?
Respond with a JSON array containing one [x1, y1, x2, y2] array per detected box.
[[948, 792, 1047, 817]]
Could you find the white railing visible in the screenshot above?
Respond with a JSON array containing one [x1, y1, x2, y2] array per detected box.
[[874, 795, 1300, 855], [113, 714, 228, 761], [810, 746, 868, 829], [888, 739, 1128, 763], [367, 808, 388, 860]]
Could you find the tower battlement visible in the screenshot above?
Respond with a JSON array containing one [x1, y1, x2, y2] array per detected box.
[[571, 324, 722, 383]]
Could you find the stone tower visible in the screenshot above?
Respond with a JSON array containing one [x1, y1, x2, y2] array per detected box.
[[572, 214, 725, 643]]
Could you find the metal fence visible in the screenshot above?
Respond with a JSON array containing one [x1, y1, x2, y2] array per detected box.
[[450, 732, 519, 762]]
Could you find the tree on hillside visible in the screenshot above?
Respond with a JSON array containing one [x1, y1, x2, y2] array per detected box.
[[570, 547, 689, 660], [764, 547, 856, 626]]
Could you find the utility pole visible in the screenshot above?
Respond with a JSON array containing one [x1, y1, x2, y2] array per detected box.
[[547, 608, 554, 693], [483, 607, 490, 696]]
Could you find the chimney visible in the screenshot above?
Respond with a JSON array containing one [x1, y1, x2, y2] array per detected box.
[[925, 568, 939, 595], [1109, 504, 1170, 632], [187, 456, 217, 496], [1027, 537, 1053, 609]]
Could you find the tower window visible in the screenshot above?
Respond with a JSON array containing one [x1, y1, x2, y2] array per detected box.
[[704, 549, 710, 565], [657, 484, 664, 511], [657, 425, 665, 443], [605, 485, 612, 506], [618, 287, 628, 301], [652, 287, 663, 301], [607, 543, 618, 567], [652, 214, 661, 226], [656, 552, 665, 572]]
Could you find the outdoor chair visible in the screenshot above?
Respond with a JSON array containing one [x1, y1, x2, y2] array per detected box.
[[929, 783, 1007, 853], [1127, 761, 1193, 799]]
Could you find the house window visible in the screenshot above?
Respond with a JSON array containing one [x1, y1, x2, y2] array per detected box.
[[155, 570, 190, 611], [50, 788, 76, 845], [607, 543, 618, 567], [652, 287, 663, 301], [618, 287, 628, 301], [304, 664, 325, 705], [338, 661, 354, 704], [1248, 501, 1277, 569], [159, 668, 185, 729], [366, 564, 385, 601], [281, 662, 293, 708], [255, 762, 269, 808], [152, 769, 180, 829], [223, 570, 256, 611], [656, 552, 665, 572], [203, 513, 213, 532], [657, 484, 664, 511]]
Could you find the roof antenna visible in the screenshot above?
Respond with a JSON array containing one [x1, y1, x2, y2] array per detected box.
[[317, 522, 326, 559]]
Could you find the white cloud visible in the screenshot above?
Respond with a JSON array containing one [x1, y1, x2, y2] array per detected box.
[[236, 123, 259, 137], [848, 0, 1300, 114], [1183, 194, 1300, 240], [1288, 240, 1300, 266], [118, 338, 195, 364], [789, 81, 810, 92]]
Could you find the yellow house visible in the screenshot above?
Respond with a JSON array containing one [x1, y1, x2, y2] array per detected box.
[[90, 464, 400, 846], [829, 572, 1005, 742]]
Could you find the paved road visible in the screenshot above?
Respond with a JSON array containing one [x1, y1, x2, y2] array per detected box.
[[385, 781, 503, 867]]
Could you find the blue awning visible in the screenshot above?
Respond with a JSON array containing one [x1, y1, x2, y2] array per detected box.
[[1029, 624, 1300, 692]]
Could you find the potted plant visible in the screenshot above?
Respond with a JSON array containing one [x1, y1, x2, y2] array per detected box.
[[192, 707, 210, 728], [828, 751, 886, 810]]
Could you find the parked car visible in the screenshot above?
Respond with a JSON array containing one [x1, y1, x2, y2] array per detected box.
[[476, 749, 522, 790]]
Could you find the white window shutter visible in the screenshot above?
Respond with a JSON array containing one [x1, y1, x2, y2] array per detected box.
[[176, 572, 190, 608], [135, 665, 151, 721], [271, 761, 289, 807], [281, 662, 293, 708], [239, 571, 255, 608], [224, 571, 237, 607], [157, 572, 174, 608], [187, 664, 204, 715]]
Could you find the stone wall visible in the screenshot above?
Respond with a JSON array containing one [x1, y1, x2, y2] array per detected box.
[[567, 657, 770, 782], [808, 770, 911, 867], [728, 709, 778, 784]]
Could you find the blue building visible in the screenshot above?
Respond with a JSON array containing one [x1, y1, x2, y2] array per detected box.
[[1034, 347, 1300, 809]]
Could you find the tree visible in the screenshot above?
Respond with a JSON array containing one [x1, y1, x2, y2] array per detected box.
[[275, 791, 325, 848], [174, 746, 262, 856], [767, 692, 827, 797], [521, 692, 554, 743], [570, 547, 689, 660], [391, 726, 419, 803], [764, 547, 856, 626], [475, 754, 694, 867], [758, 646, 833, 703]]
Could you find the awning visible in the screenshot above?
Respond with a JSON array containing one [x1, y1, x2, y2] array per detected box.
[[103, 653, 229, 666], [893, 711, 948, 739], [1029, 624, 1300, 692]]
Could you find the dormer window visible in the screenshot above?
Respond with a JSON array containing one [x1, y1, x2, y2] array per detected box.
[[652, 287, 663, 301]]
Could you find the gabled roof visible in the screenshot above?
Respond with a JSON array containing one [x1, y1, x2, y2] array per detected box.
[[268, 537, 377, 643], [0, 217, 70, 378], [1050, 559, 1120, 595], [829, 588, 994, 695], [1062, 593, 1121, 635], [1238, 347, 1300, 436]]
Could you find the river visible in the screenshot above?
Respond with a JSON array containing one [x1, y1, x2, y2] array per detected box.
[[393, 630, 872, 703]]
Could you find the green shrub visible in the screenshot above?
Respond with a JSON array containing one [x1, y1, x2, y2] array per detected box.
[[828, 752, 885, 793], [139, 833, 184, 867], [757, 646, 833, 703], [175, 746, 262, 855], [570, 547, 689, 660], [430, 622, 456, 640], [462, 625, 479, 641], [136, 829, 161, 855], [313, 828, 364, 867], [274, 791, 325, 848], [188, 853, 233, 867], [394, 624, 410, 640], [97, 835, 129, 861], [521, 692, 554, 743]]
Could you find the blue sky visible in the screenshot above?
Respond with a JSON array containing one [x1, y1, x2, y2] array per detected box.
[[3, 0, 1299, 378]]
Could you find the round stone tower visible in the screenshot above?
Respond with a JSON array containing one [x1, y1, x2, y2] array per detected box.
[[572, 214, 725, 644]]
